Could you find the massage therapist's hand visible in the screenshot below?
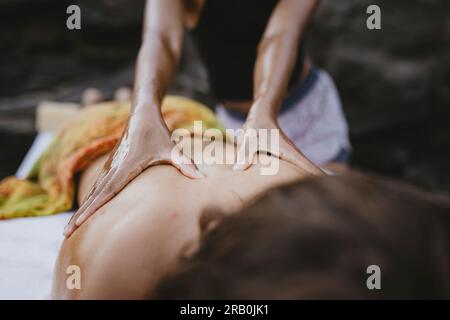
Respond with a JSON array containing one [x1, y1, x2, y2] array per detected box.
[[233, 108, 324, 176], [64, 108, 204, 237]]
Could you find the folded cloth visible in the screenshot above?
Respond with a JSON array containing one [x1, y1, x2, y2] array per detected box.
[[0, 96, 223, 219]]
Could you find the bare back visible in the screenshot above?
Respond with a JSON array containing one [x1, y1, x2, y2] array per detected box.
[[52, 138, 309, 299]]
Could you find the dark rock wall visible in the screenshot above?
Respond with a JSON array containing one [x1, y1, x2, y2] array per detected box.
[[309, 0, 450, 192], [0, 0, 449, 193]]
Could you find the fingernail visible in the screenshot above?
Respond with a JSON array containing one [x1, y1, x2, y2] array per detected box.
[[184, 164, 204, 179], [75, 215, 85, 226], [63, 225, 70, 236]]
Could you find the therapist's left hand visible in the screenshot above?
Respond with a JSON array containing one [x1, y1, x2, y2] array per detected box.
[[233, 109, 324, 175]]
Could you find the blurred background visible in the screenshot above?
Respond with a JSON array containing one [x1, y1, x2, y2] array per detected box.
[[0, 0, 449, 193]]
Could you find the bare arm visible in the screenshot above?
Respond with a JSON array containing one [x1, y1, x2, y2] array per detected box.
[[133, 0, 185, 113], [252, 0, 320, 116], [64, 0, 203, 238], [235, 0, 323, 175]]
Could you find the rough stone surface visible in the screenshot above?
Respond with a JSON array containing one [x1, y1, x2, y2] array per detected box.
[[309, 0, 450, 192]]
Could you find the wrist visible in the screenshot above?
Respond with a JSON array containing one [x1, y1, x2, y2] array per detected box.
[[129, 103, 166, 128], [132, 101, 161, 117], [248, 100, 277, 122]]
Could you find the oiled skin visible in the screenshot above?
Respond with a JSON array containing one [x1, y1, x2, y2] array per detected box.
[[52, 138, 310, 299], [64, 0, 321, 238]]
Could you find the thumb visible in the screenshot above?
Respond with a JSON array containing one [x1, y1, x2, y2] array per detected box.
[[170, 150, 205, 179], [233, 134, 255, 171]]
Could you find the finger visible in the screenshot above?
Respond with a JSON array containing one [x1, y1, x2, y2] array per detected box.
[[174, 153, 205, 179], [78, 167, 110, 210], [162, 146, 205, 179], [74, 166, 140, 227], [74, 190, 111, 227], [233, 133, 255, 171], [233, 127, 245, 147], [63, 168, 118, 237], [63, 170, 111, 237], [77, 166, 116, 218], [63, 220, 77, 237], [279, 139, 324, 176]]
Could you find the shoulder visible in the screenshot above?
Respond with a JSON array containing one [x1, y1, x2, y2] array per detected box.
[[54, 165, 202, 299]]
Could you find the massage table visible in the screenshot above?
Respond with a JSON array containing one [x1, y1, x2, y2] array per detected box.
[[0, 102, 79, 299], [0, 101, 334, 299]]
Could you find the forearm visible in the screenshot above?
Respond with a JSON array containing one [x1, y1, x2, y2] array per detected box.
[[252, 33, 299, 118], [132, 0, 185, 115], [251, 0, 319, 118]]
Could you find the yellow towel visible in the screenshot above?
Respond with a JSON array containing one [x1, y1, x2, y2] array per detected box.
[[0, 96, 223, 219]]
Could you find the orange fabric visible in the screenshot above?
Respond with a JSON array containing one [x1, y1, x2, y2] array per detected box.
[[0, 96, 223, 219]]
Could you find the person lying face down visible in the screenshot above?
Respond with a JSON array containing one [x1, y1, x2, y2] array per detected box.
[[52, 135, 314, 299], [154, 173, 450, 299]]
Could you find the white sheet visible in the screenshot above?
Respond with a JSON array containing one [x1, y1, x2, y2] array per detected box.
[[0, 132, 73, 300]]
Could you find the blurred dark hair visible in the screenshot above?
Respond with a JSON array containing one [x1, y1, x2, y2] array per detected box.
[[154, 172, 450, 299]]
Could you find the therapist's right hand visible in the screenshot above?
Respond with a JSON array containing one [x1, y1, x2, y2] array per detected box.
[[63, 107, 204, 238]]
